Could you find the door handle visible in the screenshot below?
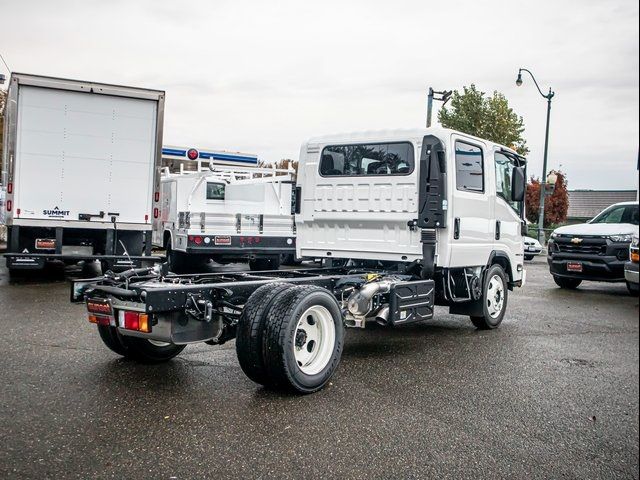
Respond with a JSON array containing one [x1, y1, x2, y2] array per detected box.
[[454, 217, 460, 240], [495, 220, 501, 240]]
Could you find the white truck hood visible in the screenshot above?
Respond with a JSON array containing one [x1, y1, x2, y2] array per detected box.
[[554, 223, 639, 236]]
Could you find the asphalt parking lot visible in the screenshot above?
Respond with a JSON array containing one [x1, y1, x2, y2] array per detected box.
[[0, 256, 638, 479]]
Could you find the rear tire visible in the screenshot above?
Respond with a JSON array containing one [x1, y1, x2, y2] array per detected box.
[[553, 276, 582, 289], [249, 255, 281, 271], [262, 285, 344, 393], [96, 325, 185, 362], [235, 283, 295, 385], [470, 264, 508, 330], [97, 325, 128, 356]]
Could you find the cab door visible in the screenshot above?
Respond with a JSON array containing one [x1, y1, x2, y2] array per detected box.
[[447, 135, 494, 268]]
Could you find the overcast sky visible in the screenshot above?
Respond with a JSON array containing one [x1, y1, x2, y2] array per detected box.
[[2, 0, 638, 189]]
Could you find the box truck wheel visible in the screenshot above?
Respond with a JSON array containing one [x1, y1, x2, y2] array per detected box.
[[236, 282, 295, 385], [249, 255, 280, 271], [262, 285, 344, 393], [470, 264, 508, 330]]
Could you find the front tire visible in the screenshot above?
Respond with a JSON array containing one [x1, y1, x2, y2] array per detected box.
[[470, 264, 508, 330], [524, 254, 535, 261], [553, 276, 582, 289], [627, 281, 639, 295], [262, 285, 344, 393]]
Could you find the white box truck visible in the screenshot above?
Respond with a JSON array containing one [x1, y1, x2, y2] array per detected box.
[[72, 127, 528, 394], [1, 73, 164, 273]]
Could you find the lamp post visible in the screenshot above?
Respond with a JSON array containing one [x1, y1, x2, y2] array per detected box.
[[516, 68, 554, 244]]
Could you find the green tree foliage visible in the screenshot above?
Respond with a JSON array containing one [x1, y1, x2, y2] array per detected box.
[[438, 85, 529, 156], [525, 170, 569, 226]]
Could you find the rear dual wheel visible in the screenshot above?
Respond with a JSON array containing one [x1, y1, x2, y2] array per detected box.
[[236, 283, 344, 393]]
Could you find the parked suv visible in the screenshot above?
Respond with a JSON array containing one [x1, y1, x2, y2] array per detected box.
[[547, 201, 639, 290]]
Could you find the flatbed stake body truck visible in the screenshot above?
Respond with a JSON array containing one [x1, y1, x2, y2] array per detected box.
[[1, 73, 164, 273], [156, 163, 297, 273], [72, 128, 527, 393]]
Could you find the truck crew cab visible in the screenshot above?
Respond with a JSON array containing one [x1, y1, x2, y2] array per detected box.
[[72, 127, 527, 393]]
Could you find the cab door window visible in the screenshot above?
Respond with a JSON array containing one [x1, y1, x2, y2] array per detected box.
[[494, 152, 519, 212], [455, 141, 484, 193]]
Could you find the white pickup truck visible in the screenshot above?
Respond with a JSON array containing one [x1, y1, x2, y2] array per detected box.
[[156, 164, 297, 271], [1, 73, 163, 273], [73, 127, 527, 393]]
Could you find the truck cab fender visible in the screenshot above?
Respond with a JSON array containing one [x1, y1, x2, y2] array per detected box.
[[487, 250, 514, 290]]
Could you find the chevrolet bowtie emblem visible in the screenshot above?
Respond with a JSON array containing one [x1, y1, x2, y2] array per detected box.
[[570, 237, 583, 244]]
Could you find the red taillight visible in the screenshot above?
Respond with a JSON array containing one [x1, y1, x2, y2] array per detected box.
[[254, 236, 261, 243], [154, 191, 160, 202], [153, 208, 159, 219], [124, 311, 140, 330], [194, 236, 203, 245], [121, 311, 150, 333], [6, 200, 11, 212], [187, 148, 199, 160], [7, 183, 12, 194], [145, 214, 149, 222]]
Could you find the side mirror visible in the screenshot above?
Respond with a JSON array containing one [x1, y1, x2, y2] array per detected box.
[[511, 167, 526, 202]]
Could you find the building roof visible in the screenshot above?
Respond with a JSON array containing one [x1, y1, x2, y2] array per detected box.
[[567, 190, 638, 219]]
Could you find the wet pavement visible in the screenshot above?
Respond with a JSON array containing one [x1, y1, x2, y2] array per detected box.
[[0, 256, 638, 479]]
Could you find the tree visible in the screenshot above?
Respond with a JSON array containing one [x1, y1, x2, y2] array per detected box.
[[258, 158, 298, 179], [525, 170, 569, 227], [438, 84, 529, 155]]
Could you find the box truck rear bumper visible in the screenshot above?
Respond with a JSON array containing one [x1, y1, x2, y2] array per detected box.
[[182, 234, 295, 256], [5, 253, 161, 270]]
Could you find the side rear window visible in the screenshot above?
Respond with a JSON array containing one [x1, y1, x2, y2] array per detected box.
[[319, 142, 414, 176], [455, 141, 484, 193], [206, 182, 225, 200]]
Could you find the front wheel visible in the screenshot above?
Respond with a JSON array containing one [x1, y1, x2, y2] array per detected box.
[[262, 285, 344, 393], [470, 264, 508, 330], [553, 276, 582, 289], [524, 254, 535, 261], [627, 281, 639, 296]]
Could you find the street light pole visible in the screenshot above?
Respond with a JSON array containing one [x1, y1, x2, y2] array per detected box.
[[426, 87, 452, 128], [516, 68, 555, 244]]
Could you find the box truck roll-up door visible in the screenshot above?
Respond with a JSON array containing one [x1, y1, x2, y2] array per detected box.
[[14, 85, 157, 225]]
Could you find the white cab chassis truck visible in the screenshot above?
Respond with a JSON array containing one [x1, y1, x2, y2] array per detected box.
[[156, 164, 296, 272], [72, 128, 527, 394], [1, 73, 164, 272]]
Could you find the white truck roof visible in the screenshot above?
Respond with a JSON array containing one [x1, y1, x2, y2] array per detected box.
[[306, 127, 520, 155]]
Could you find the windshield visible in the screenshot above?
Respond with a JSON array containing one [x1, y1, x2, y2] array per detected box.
[[591, 204, 639, 225]]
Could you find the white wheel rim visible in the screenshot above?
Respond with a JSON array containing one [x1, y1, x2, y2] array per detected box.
[[293, 305, 336, 375], [486, 274, 505, 319]]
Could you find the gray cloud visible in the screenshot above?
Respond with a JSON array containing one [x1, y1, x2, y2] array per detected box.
[[1, 0, 638, 189]]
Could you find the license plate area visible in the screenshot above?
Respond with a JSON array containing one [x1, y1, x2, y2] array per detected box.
[[567, 262, 583, 272], [35, 238, 56, 250]]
